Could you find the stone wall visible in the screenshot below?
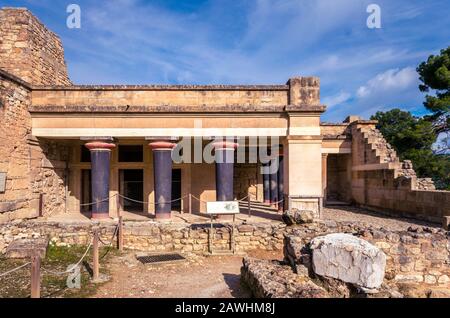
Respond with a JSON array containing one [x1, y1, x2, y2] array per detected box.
[[234, 164, 262, 201], [0, 7, 71, 86], [350, 122, 450, 223], [0, 71, 69, 222], [0, 220, 287, 255], [283, 221, 450, 292]]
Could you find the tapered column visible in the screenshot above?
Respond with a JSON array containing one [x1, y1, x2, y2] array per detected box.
[[85, 141, 116, 219], [262, 162, 271, 204], [277, 154, 284, 212], [149, 141, 176, 219], [213, 141, 238, 201], [269, 157, 279, 208]]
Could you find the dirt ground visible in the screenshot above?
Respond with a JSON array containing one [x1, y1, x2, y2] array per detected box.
[[93, 250, 283, 298], [92, 206, 441, 298]]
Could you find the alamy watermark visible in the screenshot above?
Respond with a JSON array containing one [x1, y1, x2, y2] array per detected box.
[[367, 4, 381, 29], [66, 4, 81, 29]]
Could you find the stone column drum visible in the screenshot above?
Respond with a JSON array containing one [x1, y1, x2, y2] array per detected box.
[[149, 141, 177, 219], [213, 141, 238, 201], [85, 141, 116, 219]]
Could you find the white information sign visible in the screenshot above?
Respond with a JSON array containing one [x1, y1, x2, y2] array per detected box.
[[206, 201, 240, 215]]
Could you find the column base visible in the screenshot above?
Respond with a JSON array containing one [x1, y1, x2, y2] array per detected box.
[[155, 212, 172, 220], [91, 212, 110, 220], [264, 200, 271, 204]]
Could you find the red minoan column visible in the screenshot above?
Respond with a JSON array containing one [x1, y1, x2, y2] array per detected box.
[[212, 140, 239, 201], [149, 141, 176, 219], [269, 157, 279, 208], [85, 141, 116, 219]]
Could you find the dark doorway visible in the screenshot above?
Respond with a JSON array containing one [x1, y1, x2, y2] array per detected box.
[[81, 169, 91, 213], [172, 169, 182, 212], [119, 169, 144, 212]]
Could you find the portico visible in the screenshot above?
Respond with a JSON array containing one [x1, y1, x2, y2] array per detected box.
[[28, 78, 327, 219]]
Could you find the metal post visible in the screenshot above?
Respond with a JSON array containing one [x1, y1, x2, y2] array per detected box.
[[93, 229, 99, 281], [247, 194, 251, 217], [30, 250, 41, 298], [189, 194, 192, 214], [116, 194, 120, 218], [118, 216, 124, 252]]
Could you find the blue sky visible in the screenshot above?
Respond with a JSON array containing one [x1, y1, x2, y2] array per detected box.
[[4, 0, 449, 122]]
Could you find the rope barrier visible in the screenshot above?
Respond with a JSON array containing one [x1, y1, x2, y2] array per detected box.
[[79, 194, 118, 207], [0, 262, 31, 278], [118, 194, 188, 205], [41, 240, 93, 276], [190, 194, 209, 204], [100, 224, 120, 260]]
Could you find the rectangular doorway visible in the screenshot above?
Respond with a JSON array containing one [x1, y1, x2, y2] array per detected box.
[[119, 169, 144, 212], [81, 169, 91, 213], [172, 169, 182, 212]]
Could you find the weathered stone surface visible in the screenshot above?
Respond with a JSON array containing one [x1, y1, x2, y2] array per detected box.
[[310, 233, 386, 289], [282, 209, 314, 225], [5, 238, 48, 258], [241, 257, 329, 298]]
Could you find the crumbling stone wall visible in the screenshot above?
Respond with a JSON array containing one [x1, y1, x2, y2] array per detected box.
[[0, 220, 287, 254], [350, 121, 450, 223], [0, 71, 69, 222], [0, 7, 71, 86], [283, 221, 450, 291]]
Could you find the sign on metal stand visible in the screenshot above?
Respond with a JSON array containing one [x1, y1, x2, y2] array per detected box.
[[206, 201, 240, 255]]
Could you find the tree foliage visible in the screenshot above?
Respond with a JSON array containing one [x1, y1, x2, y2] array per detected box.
[[371, 109, 450, 190], [417, 46, 450, 134]]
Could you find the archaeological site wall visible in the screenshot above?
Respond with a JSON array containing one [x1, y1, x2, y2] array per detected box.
[[349, 121, 450, 224], [0, 70, 69, 222], [0, 8, 71, 86], [0, 8, 72, 222]]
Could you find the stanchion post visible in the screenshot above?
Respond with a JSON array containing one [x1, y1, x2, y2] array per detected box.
[[118, 216, 124, 252], [30, 249, 41, 298], [116, 194, 120, 218], [189, 194, 192, 214], [247, 194, 251, 217], [93, 228, 99, 281]]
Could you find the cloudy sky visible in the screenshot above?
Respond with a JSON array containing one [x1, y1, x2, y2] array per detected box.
[[5, 0, 449, 122]]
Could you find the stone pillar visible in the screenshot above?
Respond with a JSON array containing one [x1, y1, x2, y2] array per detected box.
[[269, 157, 279, 208], [322, 153, 328, 204], [213, 140, 238, 201], [149, 141, 176, 219], [85, 141, 116, 219], [262, 162, 271, 204], [277, 153, 284, 212]]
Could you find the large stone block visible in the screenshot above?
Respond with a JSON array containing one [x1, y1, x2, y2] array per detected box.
[[310, 233, 386, 289]]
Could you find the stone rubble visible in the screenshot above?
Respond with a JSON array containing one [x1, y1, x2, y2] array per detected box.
[[310, 233, 386, 289]]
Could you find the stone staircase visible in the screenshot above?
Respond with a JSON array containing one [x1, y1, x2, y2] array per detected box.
[[357, 127, 435, 190]]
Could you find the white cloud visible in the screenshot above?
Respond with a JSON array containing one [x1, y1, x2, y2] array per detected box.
[[323, 91, 351, 108], [356, 67, 418, 98]]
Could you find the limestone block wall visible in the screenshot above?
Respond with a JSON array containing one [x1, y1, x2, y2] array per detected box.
[[0, 8, 71, 86], [234, 164, 263, 201], [0, 71, 69, 222], [350, 122, 450, 223], [284, 221, 450, 290]]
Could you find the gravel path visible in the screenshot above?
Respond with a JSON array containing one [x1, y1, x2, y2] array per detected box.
[[323, 205, 441, 231]]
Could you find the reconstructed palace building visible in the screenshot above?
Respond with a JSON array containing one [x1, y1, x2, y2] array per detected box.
[[1, 8, 449, 224]]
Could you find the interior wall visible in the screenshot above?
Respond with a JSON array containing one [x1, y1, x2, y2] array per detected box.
[[326, 154, 352, 203]]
